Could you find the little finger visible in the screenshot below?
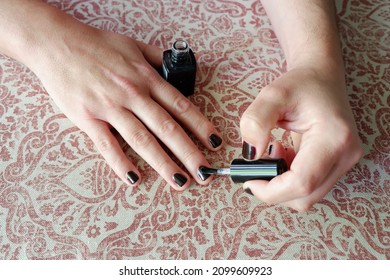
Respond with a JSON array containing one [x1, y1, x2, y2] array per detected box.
[[80, 120, 141, 186]]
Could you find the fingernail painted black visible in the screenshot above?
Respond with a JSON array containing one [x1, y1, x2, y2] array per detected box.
[[197, 166, 212, 181], [173, 173, 187, 187], [242, 141, 256, 160], [126, 171, 139, 185], [209, 134, 222, 149], [268, 144, 273, 155], [244, 187, 253, 196]]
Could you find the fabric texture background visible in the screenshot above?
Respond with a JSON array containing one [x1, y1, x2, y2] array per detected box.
[[0, 0, 389, 259]]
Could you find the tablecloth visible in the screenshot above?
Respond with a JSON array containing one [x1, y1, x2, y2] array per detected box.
[[0, 0, 389, 259]]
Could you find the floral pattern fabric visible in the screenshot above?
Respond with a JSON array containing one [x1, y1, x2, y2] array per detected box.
[[0, 0, 389, 259]]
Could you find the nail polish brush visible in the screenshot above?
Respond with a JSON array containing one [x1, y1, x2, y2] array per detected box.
[[199, 158, 287, 183]]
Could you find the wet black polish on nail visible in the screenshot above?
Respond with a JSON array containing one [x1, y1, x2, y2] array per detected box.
[[197, 166, 212, 181], [209, 134, 222, 149], [126, 171, 139, 185], [244, 187, 253, 196], [173, 173, 187, 187], [268, 144, 273, 155], [242, 141, 256, 160]]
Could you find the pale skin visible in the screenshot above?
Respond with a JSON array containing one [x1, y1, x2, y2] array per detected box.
[[0, 0, 222, 190], [0, 0, 362, 211], [241, 0, 362, 211]]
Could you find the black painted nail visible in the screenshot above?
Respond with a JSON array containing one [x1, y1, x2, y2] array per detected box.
[[126, 171, 139, 185], [209, 134, 222, 149], [197, 166, 211, 181], [268, 144, 273, 155], [173, 173, 187, 187], [242, 141, 256, 160], [243, 186, 253, 196]]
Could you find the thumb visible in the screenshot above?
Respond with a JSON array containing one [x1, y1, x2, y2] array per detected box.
[[240, 88, 283, 160]]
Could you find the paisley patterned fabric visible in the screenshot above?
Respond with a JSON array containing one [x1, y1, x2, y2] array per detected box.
[[0, 0, 389, 259]]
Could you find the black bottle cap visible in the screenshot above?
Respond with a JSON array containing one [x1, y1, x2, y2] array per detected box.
[[230, 158, 288, 183]]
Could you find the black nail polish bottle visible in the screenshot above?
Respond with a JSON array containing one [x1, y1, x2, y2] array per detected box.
[[162, 40, 196, 97]]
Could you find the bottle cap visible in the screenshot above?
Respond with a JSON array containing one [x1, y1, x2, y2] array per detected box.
[[230, 158, 287, 183]]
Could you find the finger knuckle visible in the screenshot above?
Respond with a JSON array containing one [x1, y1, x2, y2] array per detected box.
[[130, 129, 154, 148], [108, 70, 149, 100], [332, 122, 363, 165], [180, 147, 199, 165], [336, 125, 354, 149], [192, 116, 210, 135], [240, 111, 265, 133], [153, 157, 172, 176], [262, 84, 289, 103], [95, 137, 115, 153], [296, 180, 316, 198], [140, 63, 158, 78], [293, 203, 314, 213], [351, 144, 364, 165], [159, 119, 178, 136], [123, 81, 145, 99], [174, 96, 191, 115]]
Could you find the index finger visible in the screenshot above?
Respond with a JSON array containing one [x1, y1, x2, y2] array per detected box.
[[136, 41, 163, 69], [150, 73, 223, 151]]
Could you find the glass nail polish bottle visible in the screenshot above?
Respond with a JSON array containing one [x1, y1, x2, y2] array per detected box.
[[162, 40, 196, 97]]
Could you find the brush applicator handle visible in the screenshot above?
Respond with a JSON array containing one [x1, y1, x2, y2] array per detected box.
[[230, 158, 287, 183]]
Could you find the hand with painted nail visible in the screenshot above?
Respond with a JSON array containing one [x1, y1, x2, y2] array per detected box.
[[0, 1, 223, 189], [240, 0, 363, 211]]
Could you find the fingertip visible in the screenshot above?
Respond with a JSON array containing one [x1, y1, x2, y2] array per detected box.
[[125, 170, 141, 186], [243, 184, 254, 196], [240, 92, 283, 160], [196, 166, 215, 185], [269, 141, 286, 158], [242, 141, 257, 160], [208, 133, 223, 150], [242, 172, 291, 204], [243, 180, 268, 198], [266, 141, 295, 169], [171, 172, 191, 191]]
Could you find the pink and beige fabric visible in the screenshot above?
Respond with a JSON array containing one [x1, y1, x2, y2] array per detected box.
[[0, 0, 389, 259]]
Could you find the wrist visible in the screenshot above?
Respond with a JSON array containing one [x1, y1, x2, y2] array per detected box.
[[0, 1, 86, 72], [286, 42, 346, 83], [0, 1, 50, 63]]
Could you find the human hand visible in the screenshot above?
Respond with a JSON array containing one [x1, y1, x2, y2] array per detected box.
[[23, 7, 222, 190], [240, 65, 362, 211]]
